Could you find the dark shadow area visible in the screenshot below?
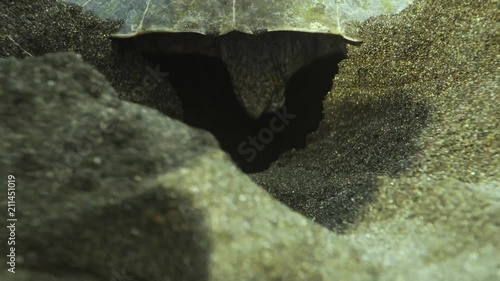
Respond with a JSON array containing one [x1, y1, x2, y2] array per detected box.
[[22, 188, 210, 281], [116, 31, 430, 234], [252, 90, 431, 232], [142, 49, 344, 173]]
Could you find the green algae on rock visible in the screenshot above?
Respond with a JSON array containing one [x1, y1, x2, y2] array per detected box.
[[58, 0, 413, 119]]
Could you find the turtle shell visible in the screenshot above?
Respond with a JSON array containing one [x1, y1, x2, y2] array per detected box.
[[60, 0, 413, 41]]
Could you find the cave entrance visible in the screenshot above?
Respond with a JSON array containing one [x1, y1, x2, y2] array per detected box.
[[141, 37, 346, 173]]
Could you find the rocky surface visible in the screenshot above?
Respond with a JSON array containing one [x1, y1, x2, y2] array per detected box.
[[0, 0, 183, 119], [252, 0, 500, 278], [0, 53, 216, 280], [0, 52, 372, 281], [252, 0, 499, 229], [0, 0, 499, 280]]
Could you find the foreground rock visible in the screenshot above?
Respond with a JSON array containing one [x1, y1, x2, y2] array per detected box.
[[1, 0, 499, 280], [0, 52, 216, 280], [0, 53, 373, 281], [252, 0, 499, 279]]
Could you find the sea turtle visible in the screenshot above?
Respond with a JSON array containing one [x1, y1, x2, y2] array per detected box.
[[60, 0, 413, 119]]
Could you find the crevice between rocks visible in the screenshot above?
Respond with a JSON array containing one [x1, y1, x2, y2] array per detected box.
[[140, 50, 345, 173]]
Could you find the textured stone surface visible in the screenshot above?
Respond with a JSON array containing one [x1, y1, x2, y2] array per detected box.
[[0, 0, 183, 119], [347, 176, 500, 281], [0, 52, 375, 281], [0, 53, 217, 280], [0, 0, 499, 280], [251, 0, 499, 278], [60, 0, 413, 39], [252, 0, 499, 230]]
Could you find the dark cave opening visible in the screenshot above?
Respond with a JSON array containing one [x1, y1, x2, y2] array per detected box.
[[142, 46, 345, 173]]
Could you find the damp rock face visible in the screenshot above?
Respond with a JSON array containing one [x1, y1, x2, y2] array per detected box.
[[0, 52, 218, 280], [0, 0, 184, 120], [0, 53, 369, 281], [59, 0, 413, 119], [252, 0, 499, 278], [1, 0, 499, 280]]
